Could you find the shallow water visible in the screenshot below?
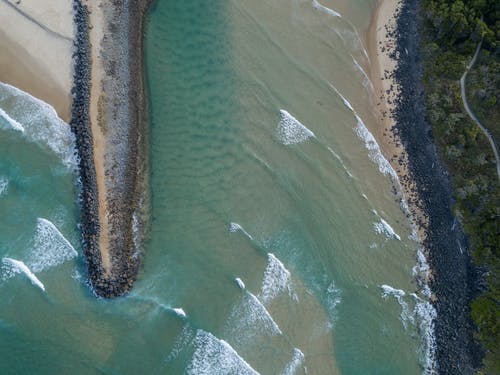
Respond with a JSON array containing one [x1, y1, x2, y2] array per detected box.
[[0, 1, 435, 374]]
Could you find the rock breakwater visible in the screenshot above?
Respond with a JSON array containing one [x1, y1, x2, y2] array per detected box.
[[70, 0, 150, 298]]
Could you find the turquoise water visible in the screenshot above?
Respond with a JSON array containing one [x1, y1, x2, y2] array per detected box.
[[0, 1, 436, 374]]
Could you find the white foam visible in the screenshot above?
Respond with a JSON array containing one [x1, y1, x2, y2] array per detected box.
[[0, 177, 8, 197], [0, 82, 77, 169], [331, 86, 354, 112], [2, 258, 45, 291], [277, 110, 315, 145], [235, 277, 246, 290], [229, 222, 253, 240], [354, 115, 399, 182], [327, 147, 354, 178], [0, 107, 25, 132], [352, 57, 374, 92], [381, 285, 414, 329], [373, 218, 401, 241], [259, 253, 296, 304], [28, 218, 78, 273], [281, 348, 305, 375], [225, 291, 282, 347], [173, 308, 187, 319], [325, 280, 342, 324], [414, 300, 437, 374], [186, 330, 260, 375], [165, 325, 195, 363], [311, 0, 341, 17]]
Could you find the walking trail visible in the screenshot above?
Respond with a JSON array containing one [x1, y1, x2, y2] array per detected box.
[[460, 39, 500, 181]]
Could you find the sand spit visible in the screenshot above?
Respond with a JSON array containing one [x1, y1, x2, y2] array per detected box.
[[372, 0, 483, 372], [71, 0, 151, 298], [0, 0, 74, 121]]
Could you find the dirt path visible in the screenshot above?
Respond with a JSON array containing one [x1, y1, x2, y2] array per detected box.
[[460, 39, 500, 181]]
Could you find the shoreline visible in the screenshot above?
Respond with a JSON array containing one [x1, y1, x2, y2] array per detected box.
[[0, 0, 74, 122], [369, 0, 482, 373], [71, 0, 151, 298]]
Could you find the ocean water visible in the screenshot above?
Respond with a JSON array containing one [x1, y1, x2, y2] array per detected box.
[[0, 0, 435, 374]]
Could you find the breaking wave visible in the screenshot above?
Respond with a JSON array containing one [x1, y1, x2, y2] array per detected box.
[[373, 218, 401, 241], [381, 285, 437, 373], [28, 218, 78, 273], [0, 177, 8, 197], [0, 82, 77, 169], [186, 330, 260, 375], [311, 0, 341, 17], [276, 110, 315, 145], [2, 258, 45, 292], [0, 107, 25, 132], [229, 222, 253, 240], [259, 253, 297, 304], [224, 291, 282, 346], [281, 348, 305, 375]]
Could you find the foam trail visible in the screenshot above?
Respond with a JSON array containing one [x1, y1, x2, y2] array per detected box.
[[414, 299, 437, 374], [2, 258, 45, 292], [229, 222, 253, 240], [281, 348, 305, 375], [277, 110, 315, 145], [259, 253, 296, 304], [327, 146, 354, 178], [186, 330, 260, 375], [352, 57, 374, 92], [329, 84, 399, 183], [354, 115, 399, 182], [0, 177, 8, 196], [172, 308, 187, 319], [0, 82, 77, 169], [373, 218, 401, 241], [28, 218, 78, 273], [129, 295, 187, 319], [325, 280, 342, 324], [0, 108, 25, 132], [311, 0, 341, 17], [381, 285, 414, 329], [235, 277, 246, 290]]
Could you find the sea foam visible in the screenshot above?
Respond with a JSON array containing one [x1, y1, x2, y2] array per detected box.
[[373, 218, 401, 241], [414, 299, 437, 374], [186, 330, 260, 375], [235, 277, 246, 290], [281, 348, 305, 375], [2, 258, 45, 292], [0, 177, 8, 197], [229, 222, 253, 240], [381, 285, 414, 329], [259, 253, 296, 304], [28, 218, 78, 273], [226, 291, 282, 342], [0, 107, 25, 132], [0, 82, 77, 169], [311, 0, 341, 17], [277, 110, 315, 145], [354, 115, 399, 182]]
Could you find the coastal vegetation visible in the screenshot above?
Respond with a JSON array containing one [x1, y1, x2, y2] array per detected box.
[[420, 0, 499, 372]]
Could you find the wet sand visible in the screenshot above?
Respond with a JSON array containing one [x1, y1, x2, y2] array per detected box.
[[0, 0, 74, 121], [366, 0, 428, 240]]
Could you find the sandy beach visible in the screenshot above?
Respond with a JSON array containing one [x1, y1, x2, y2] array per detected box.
[[0, 0, 74, 121], [85, 0, 112, 274], [366, 0, 429, 239]]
